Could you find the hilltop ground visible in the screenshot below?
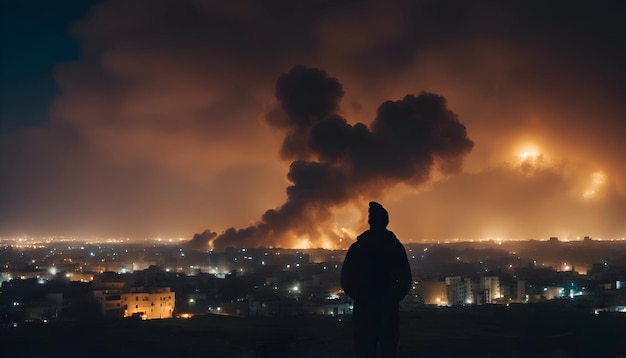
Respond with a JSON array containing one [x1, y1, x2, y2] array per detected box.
[[2, 304, 625, 357]]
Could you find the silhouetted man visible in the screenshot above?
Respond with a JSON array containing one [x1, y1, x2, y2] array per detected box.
[[341, 202, 412, 358]]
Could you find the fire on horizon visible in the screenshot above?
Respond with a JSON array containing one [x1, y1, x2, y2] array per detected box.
[[1, 1, 625, 250]]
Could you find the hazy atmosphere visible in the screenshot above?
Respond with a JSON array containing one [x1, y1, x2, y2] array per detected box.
[[2, 0, 625, 248]]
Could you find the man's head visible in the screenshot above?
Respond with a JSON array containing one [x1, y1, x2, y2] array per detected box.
[[368, 201, 389, 230]]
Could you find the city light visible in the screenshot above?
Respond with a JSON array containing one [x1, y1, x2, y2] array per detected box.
[[2, 236, 626, 327]]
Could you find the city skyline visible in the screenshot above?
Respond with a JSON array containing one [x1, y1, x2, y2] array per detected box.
[[3, 235, 625, 357], [1, 1, 625, 248]]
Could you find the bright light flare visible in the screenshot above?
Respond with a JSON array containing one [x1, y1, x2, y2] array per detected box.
[[583, 171, 606, 199], [519, 151, 538, 160], [292, 233, 341, 250], [514, 140, 542, 161], [510, 141, 547, 174], [319, 238, 334, 250], [293, 238, 313, 249]]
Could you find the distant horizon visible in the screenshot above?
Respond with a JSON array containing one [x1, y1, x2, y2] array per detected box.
[[2, 233, 625, 249]]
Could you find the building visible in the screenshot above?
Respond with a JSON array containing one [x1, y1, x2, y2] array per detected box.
[[121, 287, 175, 320], [465, 278, 478, 305], [93, 285, 175, 320], [445, 276, 466, 305], [500, 278, 527, 303], [480, 276, 501, 303], [92, 281, 126, 318]]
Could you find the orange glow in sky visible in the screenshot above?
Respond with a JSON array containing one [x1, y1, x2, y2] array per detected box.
[[1, 1, 624, 248]]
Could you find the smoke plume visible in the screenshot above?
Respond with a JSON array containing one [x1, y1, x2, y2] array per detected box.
[[201, 65, 473, 251]]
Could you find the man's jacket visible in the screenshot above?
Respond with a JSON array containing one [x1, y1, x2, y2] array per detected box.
[[341, 229, 412, 306]]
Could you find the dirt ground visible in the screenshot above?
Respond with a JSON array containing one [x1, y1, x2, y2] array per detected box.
[[2, 305, 625, 357]]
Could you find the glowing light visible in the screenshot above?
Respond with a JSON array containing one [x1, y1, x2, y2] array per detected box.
[[583, 171, 606, 199], [510, 140, 547, 170], [294, 238, 312, 249], [516, 141, 541, 162], [319, 237, 335, 250], [519, 151, 538, 160]]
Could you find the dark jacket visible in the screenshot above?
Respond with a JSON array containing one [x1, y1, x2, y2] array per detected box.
[[341, 229, 412, 306]]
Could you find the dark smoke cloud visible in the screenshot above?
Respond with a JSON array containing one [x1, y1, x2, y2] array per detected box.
[[267, 65, 345, 160], [186, 229, 217, 251], [203, 66, 473, 251], [4, 0, 624, 242]]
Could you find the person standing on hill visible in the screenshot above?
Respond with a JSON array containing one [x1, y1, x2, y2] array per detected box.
[[341, 202, 412, 358]]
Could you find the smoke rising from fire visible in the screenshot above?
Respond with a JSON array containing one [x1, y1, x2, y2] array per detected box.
[[200, 65, 473, 251]]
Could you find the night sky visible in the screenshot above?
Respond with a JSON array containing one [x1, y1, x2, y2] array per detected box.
[[1, 1, 625, 249]]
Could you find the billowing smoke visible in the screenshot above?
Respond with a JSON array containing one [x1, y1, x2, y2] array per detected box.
[[198, 65, 473, 251], [186, 230, 218, 251]]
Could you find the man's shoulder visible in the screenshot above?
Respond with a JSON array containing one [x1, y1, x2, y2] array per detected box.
[[356, 228, 394, 238], [356, 229, 371, 239], [352, 230, 404, 249], [347, 239, 364, 251], [381, 231, 408, 253]]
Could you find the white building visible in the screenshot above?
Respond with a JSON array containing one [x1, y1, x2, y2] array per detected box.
[[445, 276, 466, 305], [480, 276, 501, 303], [94, 286, 175, 320], [121, 287, 175, 320]]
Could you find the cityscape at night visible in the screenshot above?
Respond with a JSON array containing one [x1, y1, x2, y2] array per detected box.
[[2, 235, 626, 356], [2, 0, 625, 356]]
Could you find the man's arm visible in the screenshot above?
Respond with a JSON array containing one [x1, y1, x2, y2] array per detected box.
[[341, 246, 359, 299], [393, 244, 412, 301]]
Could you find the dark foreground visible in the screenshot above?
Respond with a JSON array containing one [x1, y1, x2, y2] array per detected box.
[[2, 304, 625, 357]]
